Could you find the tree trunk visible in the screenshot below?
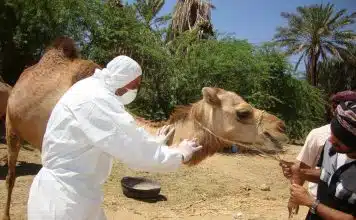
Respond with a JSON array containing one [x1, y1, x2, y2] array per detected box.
[[309, 50, 320, 87]]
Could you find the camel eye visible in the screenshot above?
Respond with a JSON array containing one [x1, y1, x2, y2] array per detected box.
[[235, 103, 253, 121], [236, 110, 251, 120]]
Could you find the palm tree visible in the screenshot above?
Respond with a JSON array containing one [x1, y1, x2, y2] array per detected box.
[[274, 3, 356, 86], [168, 0, 215, 41], [134, 0, 168, 28]]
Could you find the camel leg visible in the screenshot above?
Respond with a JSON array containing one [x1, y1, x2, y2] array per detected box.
[[2, 119, 21, 220]]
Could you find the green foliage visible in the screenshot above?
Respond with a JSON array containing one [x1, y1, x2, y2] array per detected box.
[[166, 38, 326, 139], [83, 3, 175, 120], [0, 0, 328, 140], [127, 34, 326, 139], [133, 0, 167, 28], [0, 0, 102, 84], [246, 44, 326, 139], [318, 46, 356, 96], [318, 59, 356, 95]]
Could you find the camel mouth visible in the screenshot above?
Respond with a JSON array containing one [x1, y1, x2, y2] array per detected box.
[[256, 130, 289, 154], [263, 131, 284, 149], [232, 131, 287, 154]]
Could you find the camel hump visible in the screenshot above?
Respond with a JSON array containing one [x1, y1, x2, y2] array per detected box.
[[51, 36, 79, 59]]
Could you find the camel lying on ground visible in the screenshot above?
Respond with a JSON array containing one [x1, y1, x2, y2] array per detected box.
[[2, 36, 289, 220]]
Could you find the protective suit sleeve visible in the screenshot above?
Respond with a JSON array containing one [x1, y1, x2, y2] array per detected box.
[[72, 97, 183, 173]]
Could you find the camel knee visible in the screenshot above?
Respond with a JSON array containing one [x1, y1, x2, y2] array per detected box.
[[5, 171, 16, 189], [6, 125, 21, 162], [5, 129, 20, 191], [5, 113, 16, 145], [6, 132, 18, 149]]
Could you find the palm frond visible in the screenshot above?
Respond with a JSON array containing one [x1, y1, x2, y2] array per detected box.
[[294, 51, 307, 71], [323, 42, 342, 59], [327, 8, 347, 26], [134, 0, 166, 26]]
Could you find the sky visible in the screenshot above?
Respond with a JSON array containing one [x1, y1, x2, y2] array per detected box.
[[125, 0, 356, 72]]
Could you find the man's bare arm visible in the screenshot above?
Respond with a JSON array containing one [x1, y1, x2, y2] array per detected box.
[[300, 168, 321, 183]]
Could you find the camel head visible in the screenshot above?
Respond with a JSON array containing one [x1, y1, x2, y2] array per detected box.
[[171, 87, 289, 165]]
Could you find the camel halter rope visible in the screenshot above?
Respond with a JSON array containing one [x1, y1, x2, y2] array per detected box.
[[193, 110, 282, 162]]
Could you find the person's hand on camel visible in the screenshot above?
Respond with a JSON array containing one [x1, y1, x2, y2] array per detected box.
[[176, 138, 203, 163], [156, 125, 203, 163], [156, 125, 176, 144]]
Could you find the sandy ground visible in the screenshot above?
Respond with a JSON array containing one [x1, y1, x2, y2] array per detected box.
[[0, 144, 309, 220]]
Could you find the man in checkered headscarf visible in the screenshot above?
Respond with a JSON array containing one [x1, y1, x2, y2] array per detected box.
[[330, 101, 356, 152], [330, 91, 356, 117], [289, 100, 356, 220]]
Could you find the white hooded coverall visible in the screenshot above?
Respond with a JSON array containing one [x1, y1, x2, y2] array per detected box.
[[27, 56, 184, 220]]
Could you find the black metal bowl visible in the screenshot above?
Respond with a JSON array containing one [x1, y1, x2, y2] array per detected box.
[[121, 176, 161, 199]]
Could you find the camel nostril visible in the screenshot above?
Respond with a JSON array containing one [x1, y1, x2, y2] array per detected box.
[[278, 121, 286, 133]]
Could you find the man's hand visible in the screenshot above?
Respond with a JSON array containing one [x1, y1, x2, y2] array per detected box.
[[156, 125, 175, 144], [290, 184, 314, 207], [279, 160, 294, 179], [279, 160, 304, 184]]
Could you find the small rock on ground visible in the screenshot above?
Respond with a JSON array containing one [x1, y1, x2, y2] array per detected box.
[[233, 212, 243, 219], [260, 184, 270, 191]]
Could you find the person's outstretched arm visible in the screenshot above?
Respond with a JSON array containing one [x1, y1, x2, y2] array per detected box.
[[73, 96, 201, 173]]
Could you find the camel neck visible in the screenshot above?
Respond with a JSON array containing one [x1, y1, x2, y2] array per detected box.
[[170, 119, 226, 165]]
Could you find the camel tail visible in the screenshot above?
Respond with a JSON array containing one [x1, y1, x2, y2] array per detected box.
[[50, 36, 79, 59]]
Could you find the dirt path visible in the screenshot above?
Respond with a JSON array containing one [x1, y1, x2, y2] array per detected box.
[[0, 144, 309, 219]]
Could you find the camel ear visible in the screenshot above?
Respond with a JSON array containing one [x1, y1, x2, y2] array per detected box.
[[202, 87, 221, 105]]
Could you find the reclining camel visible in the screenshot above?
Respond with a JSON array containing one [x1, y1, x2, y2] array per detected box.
[[2, 36, 289, 220]]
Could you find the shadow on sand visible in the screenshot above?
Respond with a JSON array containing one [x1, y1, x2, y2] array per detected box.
[[125, 194, 168, 203], [0, 161, 42, 180]]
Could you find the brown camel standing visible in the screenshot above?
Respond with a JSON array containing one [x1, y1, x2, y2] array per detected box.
[[2, 36, 289, 220], [3, 37, 101, 220]]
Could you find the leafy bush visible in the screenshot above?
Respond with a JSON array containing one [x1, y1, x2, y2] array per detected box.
[[0, 0, 102, 84], [129, 35, 326, 140], [0, 0, 327, 140]]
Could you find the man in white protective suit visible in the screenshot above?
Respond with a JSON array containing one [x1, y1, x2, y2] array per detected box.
[[27, 55, 202, 220]]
